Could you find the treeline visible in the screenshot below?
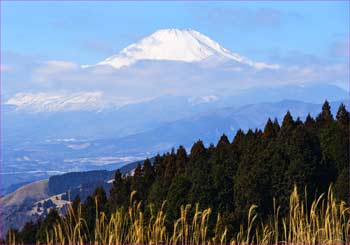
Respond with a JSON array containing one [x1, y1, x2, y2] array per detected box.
[[4, 101, 349, 244]]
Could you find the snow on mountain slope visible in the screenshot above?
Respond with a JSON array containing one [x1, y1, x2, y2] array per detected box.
[[90, 29, 279, 70], [5, 92, 104, 112], [5, 92, 152, 112]]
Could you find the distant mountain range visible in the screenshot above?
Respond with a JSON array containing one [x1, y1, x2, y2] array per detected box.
[[97, 99, 347, 154], [3, 83, 347, 140], [0, 159, 143, 238], [2, 94, 347, 195]]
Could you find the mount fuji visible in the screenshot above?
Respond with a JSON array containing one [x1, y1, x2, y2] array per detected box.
[[87, 29, 279, 70]]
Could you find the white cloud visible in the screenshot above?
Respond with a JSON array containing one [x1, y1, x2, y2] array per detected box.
[[34, 60, 78, 76], [67, 143, 91, 150], [189, 95, 219, 105], [32, 60, 80, 84], [2, 48, 348, 109]]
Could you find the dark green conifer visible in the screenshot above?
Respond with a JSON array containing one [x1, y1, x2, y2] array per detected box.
[[263, 118, 275, 138], [316, 100, 333, 124], [336, 103, 349, 125], [281, 111, 294, 130], [273, 118, 280, 133], [232, 129, 245, 145], [304, 113, 315, 128], [72, 195, 81, 215], [217, 134, 230, 148], [175, 145, 187, 174], [109, 170, 128, 211], [190, 140, 205, 159], [143, 159, 155, 191]]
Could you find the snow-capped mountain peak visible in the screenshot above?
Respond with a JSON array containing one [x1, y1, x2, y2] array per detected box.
[[92, 28, 279, 70]]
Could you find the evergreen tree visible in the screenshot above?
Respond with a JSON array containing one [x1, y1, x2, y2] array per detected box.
[[131, 163, 144, 200], [273, 118, 280, 133], [336, 103, 349, 126], [211, 144, 237, 214], [263, 118, 276, 139], [72, 195, 81, 214], [81, 186, 108, 237], [143, 159, 155, 192], [217, 134, 230, 148], [164, 150, 177, 185], [316, 100, 333, 124], [334, 168, 350, 203], [281, 111, 294, 130], [93, 186, 108, 212], [318, 103, 349, 172], [188, 157, 215, 209], [304, 113, 315, 129], [166, 175, 192, 220], [109, 170, 128, 212], [153, 154, 164, 177], [190, 140, 206, 160], [284, 126, 326, 200], [232, 129, 245, 146], [295, 117, 303, 126], [82, 196, 95, 236], [175, 145, 187, 174]]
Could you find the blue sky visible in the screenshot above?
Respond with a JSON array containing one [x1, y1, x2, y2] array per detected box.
[[3, 1, 349, 64]]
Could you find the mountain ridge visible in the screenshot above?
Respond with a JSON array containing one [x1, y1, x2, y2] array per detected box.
[[88, 28, 279, 70]]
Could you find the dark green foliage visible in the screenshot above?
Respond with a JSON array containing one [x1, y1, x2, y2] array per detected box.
[[143, 159, 155, 191], [109, 170, 129, 212], [273, 118, 280, 132], [36, 209, 60, 243], [93, 186, 108, 212], [217, 134, 230, 148], [336, 103, 350, 126], [281, 111, 294, 130], [164, 150, 177, 186], [82, 196, 96, 235], [82, 186, 108, 236], [304, 113, 315, 129], [263, 118, 276, 139], [166, 175, 192, 220], [175, 146, 187, 174], [190, 140, 206, 160], [316, 100, 334, 125], [334, 168, 350, 202], [72, 195, 81, 213], [18, 101, 349, 242]]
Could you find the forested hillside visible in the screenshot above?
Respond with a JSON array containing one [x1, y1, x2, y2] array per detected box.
[[4, 101, 349, 244]]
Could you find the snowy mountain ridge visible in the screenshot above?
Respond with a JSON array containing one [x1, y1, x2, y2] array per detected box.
[[89, 29, 279, 70], [4, 92, 153, 112]]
